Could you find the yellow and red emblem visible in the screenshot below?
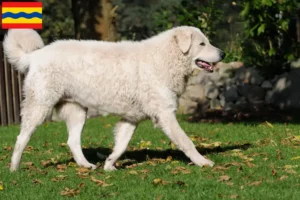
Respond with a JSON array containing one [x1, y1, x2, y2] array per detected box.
[[1, 2, 42, 29]]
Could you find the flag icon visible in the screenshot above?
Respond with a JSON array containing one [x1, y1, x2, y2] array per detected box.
[[1, 2, 42, 29]]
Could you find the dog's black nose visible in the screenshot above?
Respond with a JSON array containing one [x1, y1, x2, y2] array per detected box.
[[220, 51, 226, 59]]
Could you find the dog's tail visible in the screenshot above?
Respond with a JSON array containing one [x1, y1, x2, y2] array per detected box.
[[3, 29, 44, 73]]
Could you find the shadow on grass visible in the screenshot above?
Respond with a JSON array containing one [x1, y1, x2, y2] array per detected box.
[[72, 143, 251, 168], [187, 103, 300, 125]]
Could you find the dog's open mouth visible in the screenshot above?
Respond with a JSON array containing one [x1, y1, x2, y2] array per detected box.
[[196, 59, 214, 73]]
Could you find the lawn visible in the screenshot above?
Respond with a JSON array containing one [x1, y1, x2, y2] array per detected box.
[[0, 115, 299, 199]]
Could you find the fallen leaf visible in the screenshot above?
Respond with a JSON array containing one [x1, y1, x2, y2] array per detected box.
[[284, 165, 299, 169], [56, 164, 67, 172], [226, 182, 234, 186], [25, 146, 34, 151], [60, 187, 80, 197], [153, 178, 169, 185], [248, 181, 262, 186], [33, 179, 43, 184], [166, 156, 172, 162], [59, 143, 67, 147], [285, 169, 296, 174], [291, 156, 300, 160], [224, 162, 242, 167], [272, 169, 277, 176], [279, 175, 288, 181], [68, 162, 77, 167], [171, 167, 191, 175], [265, 121, 274, 128], [139, 140, 152, 149], [176, 181, 186, 187], [218, 175, 231, 182], [0, 182, 3, 191], [76, 167, 90, 173], [78, 183, 85, 188], [41, 160, 51, 167], [229, 194, 239, 199], [24, 162, 34, 167], [212, 166, 230, 172], [245, 162, 256, 168], [105, 124, 112, 128], [90, 176, 113, 187], [129, 170, 138, 175], [4, 146, 12, 151], [200, 142, 222, 148], [51, 175, 67, 182]]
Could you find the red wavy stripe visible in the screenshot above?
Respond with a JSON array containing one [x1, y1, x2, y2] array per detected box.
[[2, 23, 42, 29]]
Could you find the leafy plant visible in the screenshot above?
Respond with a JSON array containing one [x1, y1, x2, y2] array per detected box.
[[240, 0, 300, 76]]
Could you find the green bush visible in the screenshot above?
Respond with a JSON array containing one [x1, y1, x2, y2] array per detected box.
[[240, 0, 300, 76]]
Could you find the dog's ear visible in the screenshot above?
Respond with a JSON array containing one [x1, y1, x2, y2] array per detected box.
[[174, 29, 192, 54]]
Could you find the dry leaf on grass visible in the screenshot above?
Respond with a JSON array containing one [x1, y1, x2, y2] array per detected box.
[[265, 121, 274, 128], [60, 187, 80, 197], [33, 179, 43, 185], [0, 181, 3, 191], [56, 164, 67, 172], [279, 175, 288, 181], [129, 170, 138, 175], [212, 166, 230, 172], [59, 143, 67, 147], [4, 146, 12, 151], [171, 166, 191, 175], [248, 181, 262, 186], [76, 167, 90, 173], [68, 162, 77, 167], [51, 175, 67, 182], [90, 176, 113, 187], [272, 169, 277, 176], [153, 178, 169, 185], [291, 156, 300, 160], [229, 194, 239, 199], [218, 175, 231, 182]]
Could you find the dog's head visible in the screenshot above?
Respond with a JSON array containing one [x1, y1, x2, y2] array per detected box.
[[174, 26, 225, 73]]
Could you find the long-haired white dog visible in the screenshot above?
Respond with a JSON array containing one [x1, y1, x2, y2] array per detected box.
[[4, 26, 225, 171]]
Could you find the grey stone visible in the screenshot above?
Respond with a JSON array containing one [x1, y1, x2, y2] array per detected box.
[[291, 58, 300, 69], [223, 102, 235, 111], [238, 84, 266, 103], [236, 97, 248, 109], [261, 81, 272, 89], [185, 85, 206, 102], [204, 83, 219, 99], [224, 86, 238, 102], [177, 98, 198, 115], [219, 93, 226, 107], [210, 99, 221, 110], [235, 67, 264, 85]]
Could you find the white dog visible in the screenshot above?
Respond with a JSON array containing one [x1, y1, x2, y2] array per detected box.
[[3, 26, 225, 171]]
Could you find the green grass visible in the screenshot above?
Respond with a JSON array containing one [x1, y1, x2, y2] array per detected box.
[[0, 116, 300, 200]]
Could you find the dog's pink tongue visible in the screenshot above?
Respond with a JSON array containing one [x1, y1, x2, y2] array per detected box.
[[198, 61, 211, 68]]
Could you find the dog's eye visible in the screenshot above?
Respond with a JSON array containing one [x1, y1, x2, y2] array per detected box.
[[200, 42, 205, 46]]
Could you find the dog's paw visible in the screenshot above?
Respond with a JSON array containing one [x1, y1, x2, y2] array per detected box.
[[202, 159, 214, 167], [103, 164, 117, 171], [80, 163, 97, 170], [195, 159, 214, 167]]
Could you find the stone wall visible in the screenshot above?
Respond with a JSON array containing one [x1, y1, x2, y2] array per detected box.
[[177, 59, 300, 115]]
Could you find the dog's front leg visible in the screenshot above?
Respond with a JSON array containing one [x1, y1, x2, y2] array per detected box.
[[157, 112, 214, 167]]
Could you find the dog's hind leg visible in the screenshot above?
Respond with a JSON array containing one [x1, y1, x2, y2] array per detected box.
[[104, 120, 136, 171], [56, 102, 96, 169], [10, 103, 53, 171]]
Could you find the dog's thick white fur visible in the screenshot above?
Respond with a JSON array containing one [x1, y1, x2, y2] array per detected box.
[[3, 26, 225, 171]]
